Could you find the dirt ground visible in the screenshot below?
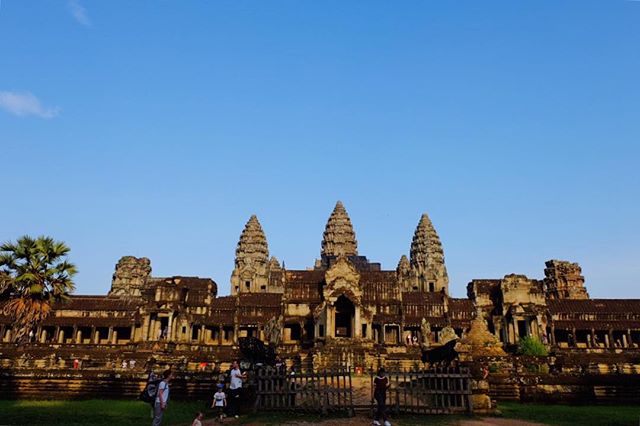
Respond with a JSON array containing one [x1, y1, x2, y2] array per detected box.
[[201, 414, 548, 426]]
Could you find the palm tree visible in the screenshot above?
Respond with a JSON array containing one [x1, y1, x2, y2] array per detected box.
[[0, 236, 77, 343]]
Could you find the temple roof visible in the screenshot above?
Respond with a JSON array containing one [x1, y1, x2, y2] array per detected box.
[[52, 296, 141, 311], [321, 201, 358, 258], [548, 299, 640, 315]]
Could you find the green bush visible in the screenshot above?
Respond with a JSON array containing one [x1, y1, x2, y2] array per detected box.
[[517, 336, 548, 356]]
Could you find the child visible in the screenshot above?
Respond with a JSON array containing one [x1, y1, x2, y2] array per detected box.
[[211, 383, 227, 422], [373, 368, 391, 426], [191, 411, 203, 426]]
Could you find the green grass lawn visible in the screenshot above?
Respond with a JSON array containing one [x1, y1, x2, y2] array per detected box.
[[498, 401, 640, 426], [0, 399, 205, 426], [1, 400, 639, 426]]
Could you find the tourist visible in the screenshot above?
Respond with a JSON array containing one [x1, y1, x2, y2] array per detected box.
[[211, 383, 227, 422], [28, 330, 34, 342], [191, 411, 203, 426], [122, 360, 128, 369], [152, 369, 173, 426], [373, 367, 391, 426], [130, 359, 136, 369], [199, 361, 208, 372], [227, 360, 246, 418], [73, 358, 80, 369]]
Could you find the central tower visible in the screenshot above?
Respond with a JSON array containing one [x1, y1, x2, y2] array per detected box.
[[316, 201, 380, 271]]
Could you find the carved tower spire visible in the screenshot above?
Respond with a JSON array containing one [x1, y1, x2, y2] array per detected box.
[[406, 213, 449, 294], [231, 215, 270, 295], [321, 201, 358, 258]]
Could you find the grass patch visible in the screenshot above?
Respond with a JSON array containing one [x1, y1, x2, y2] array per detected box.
[[0, 399, 206, 426], [2, 400, 639, 426], [499, 401, 640, 426]]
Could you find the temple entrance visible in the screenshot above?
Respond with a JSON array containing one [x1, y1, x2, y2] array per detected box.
[[334, 295, 354, 338]]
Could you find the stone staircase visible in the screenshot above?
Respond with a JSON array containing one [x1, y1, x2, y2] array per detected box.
[[487, 376, 520, 401], [312, 339, 374, 370]]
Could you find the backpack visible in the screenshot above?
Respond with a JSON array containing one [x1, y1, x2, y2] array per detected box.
[[140, 379, 161, 404]]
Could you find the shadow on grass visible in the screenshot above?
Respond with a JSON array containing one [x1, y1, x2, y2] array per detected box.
[[498, 401, 640, 426]]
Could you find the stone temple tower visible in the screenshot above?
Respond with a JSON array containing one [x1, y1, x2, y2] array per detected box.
[[544, 260, 589, 300], [400, 213, 449, 294], [231, 215, 272, 295], [321, 201, 358, 258]]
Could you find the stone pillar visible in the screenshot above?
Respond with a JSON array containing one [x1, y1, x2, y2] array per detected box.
[[108, 327, 114, 344], [382, 325, 387, 345], [551, 325, 556, 346], [622, 333, 628, 348], [200, 325, 205, 344], [627, 329, 633, 347], [354, 307, 361, 338], [57, 327, 64, 344], [167, 315, 173, 341], [130, 325, 136, 343], [90, 327, 97, 344], [607, 329, 613, 348], [326, 304, 334, 338]]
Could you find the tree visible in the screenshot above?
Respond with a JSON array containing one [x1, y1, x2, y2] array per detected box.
[[0, 236, 76, 343], [517, 335, 548, 356]]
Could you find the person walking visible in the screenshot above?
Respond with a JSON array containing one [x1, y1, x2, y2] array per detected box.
[[227, 361, 246, 418], [211, 383, 227, 422], [373, 367, 391, 426], [152, 369, 173, 426]]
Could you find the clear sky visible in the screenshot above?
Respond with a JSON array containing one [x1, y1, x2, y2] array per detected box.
[[1, 1, 639, 298]]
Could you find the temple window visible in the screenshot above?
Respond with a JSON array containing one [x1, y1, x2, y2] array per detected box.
[[260, 285, 266, 292], [362, 324, 367, 338], [429, 282, 435, 292], [245, 281, 251, 290], [319, 324, 325, 337]]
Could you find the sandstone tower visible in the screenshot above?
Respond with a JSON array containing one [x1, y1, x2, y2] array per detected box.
[[108, 256, 151, 298], [321, 201, 358, 258], [231, 215, 283, 295], [544, 260, 589, 300], [399, 213, 449, 294]]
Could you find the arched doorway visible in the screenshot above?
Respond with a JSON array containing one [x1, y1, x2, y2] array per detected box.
[[334, 295, 355, 338]]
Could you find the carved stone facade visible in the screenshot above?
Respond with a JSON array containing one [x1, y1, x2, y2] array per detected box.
[[108, 256, 151, 298], [544, 260, 589, 300], [1, 201, 639, 372]]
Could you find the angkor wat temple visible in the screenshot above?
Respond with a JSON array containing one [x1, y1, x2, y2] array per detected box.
[[2, 201, 639, 373]]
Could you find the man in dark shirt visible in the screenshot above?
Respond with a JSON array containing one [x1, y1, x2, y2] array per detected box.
[[373, 368, 391, 426]]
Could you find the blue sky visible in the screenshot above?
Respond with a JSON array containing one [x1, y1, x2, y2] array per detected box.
[[1, 1, 639, 298]]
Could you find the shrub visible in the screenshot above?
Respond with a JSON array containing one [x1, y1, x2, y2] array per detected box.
[[517, 336, 548, 356]]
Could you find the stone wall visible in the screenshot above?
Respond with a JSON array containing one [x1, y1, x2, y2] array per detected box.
[[477, 354, 640, 405], [0, 369, 218, 400]]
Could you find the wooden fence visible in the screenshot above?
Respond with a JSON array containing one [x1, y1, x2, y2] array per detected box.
[[371, 367, 472, 414], [254, 368, 354, 415]]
